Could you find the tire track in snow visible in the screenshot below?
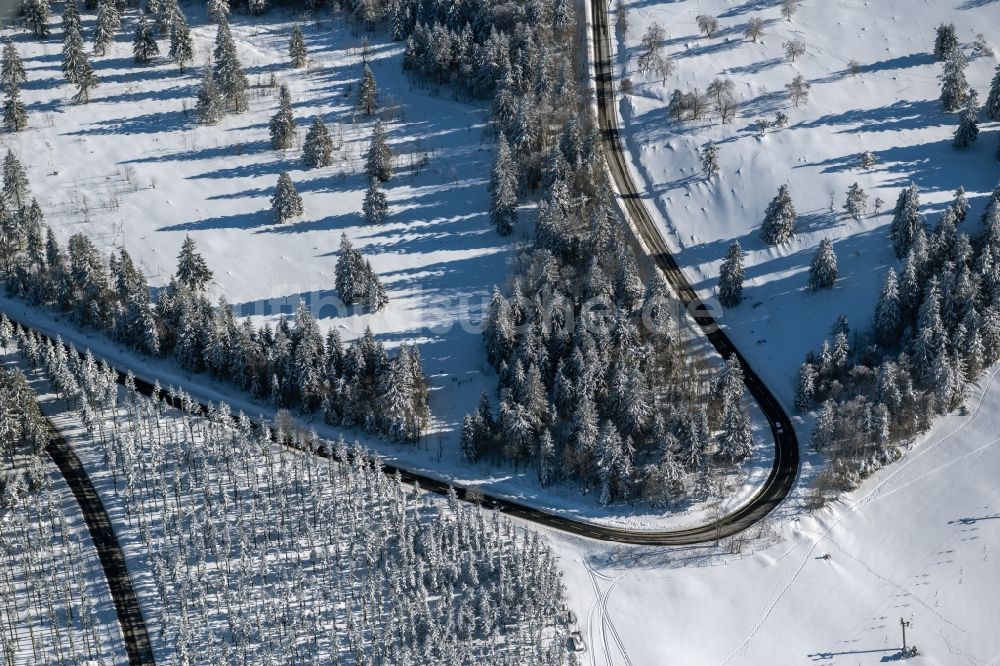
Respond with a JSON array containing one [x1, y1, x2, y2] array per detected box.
[[722, 365, 1000, 664]]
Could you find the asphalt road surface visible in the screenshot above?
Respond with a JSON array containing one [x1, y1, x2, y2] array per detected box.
[[43, 415, 155, 665]]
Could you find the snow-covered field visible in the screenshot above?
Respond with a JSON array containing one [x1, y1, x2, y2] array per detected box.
[[3, 2, 508, 447], [614, 0, 1000, 406], [552, 364, 1000, 665]]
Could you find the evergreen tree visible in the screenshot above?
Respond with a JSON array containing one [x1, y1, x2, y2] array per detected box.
[[3, 150, 29, 210], [3, 83, 26, 132], [808, 239, 838, 290], [175, 235, 212, 291], [362, 177, 389, 225], [207, 0, 228, 23], [954, 97, 980, 148], [700, 141, 720, 179], [483, 287, 513, 369], [196, 62, 223, 125], [357, 62, 378, 115], [1, 42, 26, 90], [760, 184, 797, 245], [873, 269, 901, 345], [271, 171, 303, 223], [719, 405, 752, 463], [951, 186, 970, 223], [934, 23, 958, 61], [62, 22, 86, 84], [362, 262, 388, 312], [302, 116, 333, 168], [489, 133, 517, 236], [72, 53, 98, 103], [289, 24, 307, 68], [940, 49, 970, 112], [269, 83, 296, 150], [132, 15, 159, 65], [365, 121, 393, 182], [844, 182, 867, 221], [794, 362, 816, 411], [24, 0, 51, 39], [986, 64, 1000, 121], [213, 17, 248, 113], [718, 241, 744, 307], [93, 0, 120, 57], [890, 185, 923, 258], [168, 11, 194, 72]]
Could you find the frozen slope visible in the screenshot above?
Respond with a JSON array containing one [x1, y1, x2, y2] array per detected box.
[[550, 364, 1000, 665], [615, 0, 1000, 405]]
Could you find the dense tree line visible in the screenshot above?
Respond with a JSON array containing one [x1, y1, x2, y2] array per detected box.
[[797, 182, 1000, 496], [3, 325, 572, 665], [0, 152, 424, 443]]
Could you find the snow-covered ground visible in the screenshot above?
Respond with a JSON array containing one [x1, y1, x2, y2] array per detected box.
[[614, 0, 1000, 407], [4, 2, 509, 452], [550, 363, 1000, 665]]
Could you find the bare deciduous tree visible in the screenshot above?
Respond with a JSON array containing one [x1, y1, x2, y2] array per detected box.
[[696, 14, 719, 38], [780, 0, 798, 21], [783, 39, 805, 62], [744, 17, 765, 42], [638, 22, 666, 71], [786, 74, 811, 106]]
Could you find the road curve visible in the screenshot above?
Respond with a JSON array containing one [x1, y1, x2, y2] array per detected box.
[[43, 415, 155, 665], [587, 0, 800, 541]]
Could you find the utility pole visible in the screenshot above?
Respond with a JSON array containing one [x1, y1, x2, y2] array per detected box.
[[900, 618, 911, 655]]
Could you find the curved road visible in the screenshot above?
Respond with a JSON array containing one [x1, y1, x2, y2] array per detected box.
[[587, 0, 800, 542], [1, 2, 797, 550], [43, 415, 155, 665]]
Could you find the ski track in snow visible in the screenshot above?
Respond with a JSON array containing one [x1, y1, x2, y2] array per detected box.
[[722, 364, 1000, 664], [584, 560, 632, 666]]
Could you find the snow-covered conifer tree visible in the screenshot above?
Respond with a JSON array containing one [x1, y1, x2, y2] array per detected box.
[[213, 17, 248, 113], [362, 263, 388, 311], [93, 0, 119, 56], [271, 172, 303, 223], [365, 120, 393, 182], [62, 19, 86, 83], [302, 116, 333, 168], [357, 62, 378, 115], [986, 65, 1000, 121], [196, 62, 223, 124], [175, 235, 213, 291], [289, 24, 307, 68], [760, 184, 797, 245], [873, 269, 901, 345], [934, 23, 958, 61], [953, 97, 980, 148], [3, 150, 29, 210], [489, 133, 517, 236], [3, 82, 26, 132], [24, 0, 51, 39], [132, 15, 159, 65], [889, 185, 923, 258], [808, 238, 838, 290], [207, 0, 228, 23], [700, 141, 719, 179], [940, 49, 970, 112], [168, 11, 194, 72], [844, 182, 868, 221], [269, 84, 296, 150], [362, 177, 389, 225], [1, 42, 26, 90], [718, 241, 744, 307], [794, 362, 816, 411], [72, 53, 98, 103]]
